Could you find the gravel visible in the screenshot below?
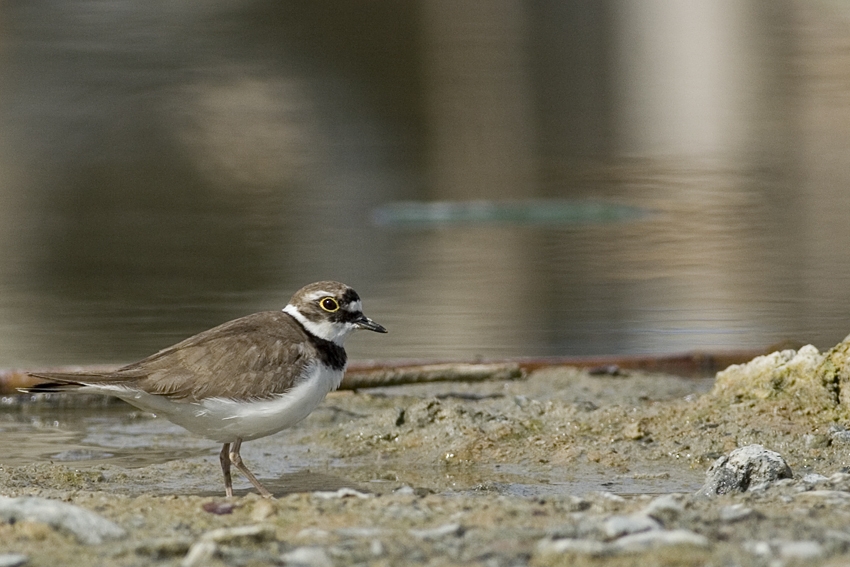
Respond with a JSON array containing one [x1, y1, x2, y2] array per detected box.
[[5, 340, 850, 565]]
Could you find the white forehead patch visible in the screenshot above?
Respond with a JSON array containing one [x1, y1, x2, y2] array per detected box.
[[305, 290, 333, 302], [346, 300, 362, 313]]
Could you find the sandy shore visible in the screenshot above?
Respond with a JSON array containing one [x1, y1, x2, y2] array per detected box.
[[3, 341, 850, 566]]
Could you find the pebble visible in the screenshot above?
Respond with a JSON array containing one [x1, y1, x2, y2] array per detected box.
[[537, 529, 709, 557], [131, 536, 194, 558], [409, 523, 464, 540], [641, 494, 685, 524], [370, 539, 384, 556], [280, 546, 333, 567], [181, 541, 216, 567], [744, 540, 772, 556], [0, 496, 126, 545], [536, 538, 610, 556], [745, 540, 825, 560], [804, 433, 830, 448], [295, 528, 330, 541], [829, 472, 850, 484], [336, 527, 387, 538], [199, 524, 275, 545], [601, 514, 660, 539], [795, 490, 850, 503], [719, 504, 756, 523], [250, 499, 275, 522], [801, 473, 830, 485], [0, 555, 28, 567], [829, 424, 850, 445], [613, 529, 710, 552], [311, 488, 371, 500], [777, 540, 825, 559], [596, 491, 626, 503], [696, 445, 792, 497], [177, 525, 276, 567]]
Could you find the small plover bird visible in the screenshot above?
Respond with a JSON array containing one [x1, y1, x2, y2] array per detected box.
[[22, 281, 386, 498]]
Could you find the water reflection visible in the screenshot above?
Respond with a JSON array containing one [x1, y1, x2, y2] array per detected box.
[[372, 200, 649, 227], [0, 1, 847, 366], [0, 406, 210, 467]]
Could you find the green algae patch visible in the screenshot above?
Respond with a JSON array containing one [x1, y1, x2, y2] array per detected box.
[[817, 337, 850, 412], [710, 345, 839, 418], [621, 339, 850, 473], [704, 339, 850, 423]]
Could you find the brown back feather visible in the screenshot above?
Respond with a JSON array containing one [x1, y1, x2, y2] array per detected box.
[[29, 311, 316, 402]]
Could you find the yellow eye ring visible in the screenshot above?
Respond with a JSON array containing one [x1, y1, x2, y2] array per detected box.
[[320, 297, 340, 312]]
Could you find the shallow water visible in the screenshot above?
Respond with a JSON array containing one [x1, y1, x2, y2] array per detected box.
[[0, 405, 210, 468], [483, 464, 702, 497], [9, 404, 681, 497], [1, 409, 703, 498], [2, 367, 711, 498]]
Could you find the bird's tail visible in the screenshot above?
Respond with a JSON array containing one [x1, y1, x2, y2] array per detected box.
[[19, 372, 101, 394]]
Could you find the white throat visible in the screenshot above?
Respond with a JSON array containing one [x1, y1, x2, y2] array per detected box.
[[283, 304, 353, 346]]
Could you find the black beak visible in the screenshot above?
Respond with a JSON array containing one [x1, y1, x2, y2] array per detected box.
[[354, 314, 387, 333]]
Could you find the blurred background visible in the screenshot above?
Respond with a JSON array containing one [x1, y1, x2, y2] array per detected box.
[[0, 0, 848, 366]]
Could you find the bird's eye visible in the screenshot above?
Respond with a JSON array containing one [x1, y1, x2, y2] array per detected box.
[[320, 297, 340, 312]]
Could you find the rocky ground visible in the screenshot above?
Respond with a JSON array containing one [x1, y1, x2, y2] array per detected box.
[[4, 339, 850, 566]]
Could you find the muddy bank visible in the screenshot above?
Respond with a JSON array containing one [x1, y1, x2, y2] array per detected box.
[[4, 340, 850, 565]]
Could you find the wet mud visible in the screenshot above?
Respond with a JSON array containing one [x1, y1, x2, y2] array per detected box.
[[3, 341, 850, 565]]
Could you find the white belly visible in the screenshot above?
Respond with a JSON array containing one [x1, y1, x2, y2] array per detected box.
[[100, 363, 343, 443]]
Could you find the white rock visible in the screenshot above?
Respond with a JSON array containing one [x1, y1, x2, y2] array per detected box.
[[801, 473, 829, 484], [613, 529, 709, 552], [181, 541, 217, 567], [743, 539, 824, 560], [281, 547, 333, 567], [719, 504, 754, 522], [595, 491, 626, 502], [295, 528, 330, 541], [0, 496, 126, 545], [409, 523, 464, 540], [200, 524, 275, 544], [641, 494, 685, 523], [336, 527, 387, 538], [536, 538, 610, 556], [250, 499, 275, 522], [777, 540, 825, 559], [132, 536, 194, 558], [696, 445, 792, 497], [829, 472, 850, 483], [829, 426, 850, 445], [370, 539, 384, 556], [311, 488, 371, 500], [0, 554, 28, 567], [795, 490, 850, 502], [602, 514, 660, 539], [747, 481, 772, 493], [743, 540, 772, 556]]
